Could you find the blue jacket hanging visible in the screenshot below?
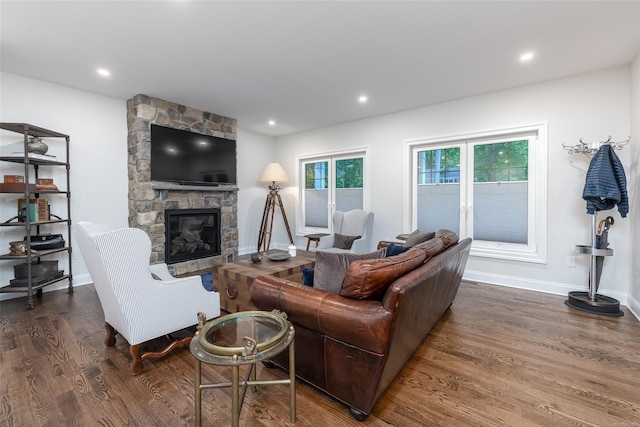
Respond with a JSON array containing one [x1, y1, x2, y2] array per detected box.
[[582, 144, 628, 217]]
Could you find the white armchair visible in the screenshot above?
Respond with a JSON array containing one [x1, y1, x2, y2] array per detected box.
[[316, 209, 375, 254], [75, 221, 220, 375]]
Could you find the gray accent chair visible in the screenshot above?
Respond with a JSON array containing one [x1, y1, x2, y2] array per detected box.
[[316, 209, 375, 254]]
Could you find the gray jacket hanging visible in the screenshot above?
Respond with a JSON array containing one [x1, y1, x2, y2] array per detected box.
[[582, 144, 628, 217]]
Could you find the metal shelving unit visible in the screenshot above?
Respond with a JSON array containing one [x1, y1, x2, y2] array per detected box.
[[0, 123, 73, 309]]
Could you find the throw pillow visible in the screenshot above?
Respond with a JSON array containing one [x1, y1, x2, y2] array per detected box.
[[200, 272, 213, 291], [313, 249, 386, 294], [340, 248, 427, 300], [404, 229, 436, 246], [302, 267, 314, 286], [385, 242, 411, 257], [333, 233, 361, 249]]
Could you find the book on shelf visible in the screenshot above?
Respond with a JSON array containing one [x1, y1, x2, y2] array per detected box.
[[35, 184, 59, 191], [3, 152, 58, 161], [18, 198, 49, 222]]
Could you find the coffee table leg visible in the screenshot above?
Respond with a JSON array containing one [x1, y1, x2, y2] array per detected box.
[[195, 359, 202, 427], [289, 332, 296, 423], [232, 360, 240, 427]]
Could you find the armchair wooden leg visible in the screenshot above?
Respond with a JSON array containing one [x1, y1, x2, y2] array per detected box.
[[130, 344, 143, 375], [129, 336, 192, 375], [105, 323, 117, 347]]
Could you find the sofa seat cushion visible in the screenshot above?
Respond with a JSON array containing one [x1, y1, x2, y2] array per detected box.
[[313, 249, 386, 294], [340, 248, 427, 300]]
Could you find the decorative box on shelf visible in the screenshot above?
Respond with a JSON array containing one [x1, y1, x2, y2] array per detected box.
[[3, 175, 24, 183], [35, 178, 58, 190], [13, 260, 59, 279]]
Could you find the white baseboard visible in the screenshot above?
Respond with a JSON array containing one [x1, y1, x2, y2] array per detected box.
[[463, 269, 629, 307], [626, 293, 640, 321]]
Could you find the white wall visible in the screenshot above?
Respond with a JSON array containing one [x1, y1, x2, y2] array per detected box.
[[629, 53, 640, 319], [236, 128, 277, 255], [0, 72, 129, 298], [275, 66, 634, 304], [0, 72, 277, 301]]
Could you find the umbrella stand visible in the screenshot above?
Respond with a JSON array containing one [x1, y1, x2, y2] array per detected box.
[[565, 212, 623, 316]]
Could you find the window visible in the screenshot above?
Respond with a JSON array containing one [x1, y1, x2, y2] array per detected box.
[[299, 151, 368, 234], [408, 124, 547, 263]]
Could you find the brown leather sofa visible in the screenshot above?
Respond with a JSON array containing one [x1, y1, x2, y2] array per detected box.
[[250, 230, 472, 420]]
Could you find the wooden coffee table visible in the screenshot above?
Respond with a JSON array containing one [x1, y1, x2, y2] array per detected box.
[[217, 250, 315, 313]]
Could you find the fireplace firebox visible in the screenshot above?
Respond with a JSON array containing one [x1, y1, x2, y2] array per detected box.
[[165, 208, 221, 264]]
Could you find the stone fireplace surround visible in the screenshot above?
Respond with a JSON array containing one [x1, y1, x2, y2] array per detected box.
[[126, 94, 238, 275]]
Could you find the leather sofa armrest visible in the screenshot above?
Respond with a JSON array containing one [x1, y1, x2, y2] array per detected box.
[[250, 275, 394, 354]]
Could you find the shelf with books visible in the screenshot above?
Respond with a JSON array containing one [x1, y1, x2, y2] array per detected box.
[[0, 122, 73, 310]]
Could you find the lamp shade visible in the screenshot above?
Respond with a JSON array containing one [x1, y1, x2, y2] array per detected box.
[[258, 162, 290, 183]]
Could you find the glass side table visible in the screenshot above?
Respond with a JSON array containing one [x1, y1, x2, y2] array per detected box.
[[190, 310, 296, 427]]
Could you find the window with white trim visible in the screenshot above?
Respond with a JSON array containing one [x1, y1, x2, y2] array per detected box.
[[299, 151, 368, 234], [408, 124, 547, 263]]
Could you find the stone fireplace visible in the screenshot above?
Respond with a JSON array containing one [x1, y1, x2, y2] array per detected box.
[[126, 94, 238, 275]]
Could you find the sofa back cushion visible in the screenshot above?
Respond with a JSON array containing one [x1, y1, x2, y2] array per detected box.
[[340, 248, 427, 300], [411, 236, 445, 258], [313, 249, 386, 294]]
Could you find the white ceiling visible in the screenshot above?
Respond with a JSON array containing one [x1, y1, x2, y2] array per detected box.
[[1, 1, 639, 136]]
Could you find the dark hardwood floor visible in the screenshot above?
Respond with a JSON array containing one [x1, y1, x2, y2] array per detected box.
[[1, 282, 639, 426]]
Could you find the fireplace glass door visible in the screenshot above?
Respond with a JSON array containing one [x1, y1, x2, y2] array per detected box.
[[165, 208, 221, 264]]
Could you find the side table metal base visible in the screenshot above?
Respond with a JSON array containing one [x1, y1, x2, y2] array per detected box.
[[191, 311, 296, 427]]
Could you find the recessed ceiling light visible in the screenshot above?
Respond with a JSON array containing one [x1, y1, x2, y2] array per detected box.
[[96, 68, 111, 77], [268, 120, 276, 126], [519, 52, 535, 63], [358, 95, 368, 104]]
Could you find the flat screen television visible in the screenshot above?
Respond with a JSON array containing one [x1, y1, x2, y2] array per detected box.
[[150, 124, 237, 186]]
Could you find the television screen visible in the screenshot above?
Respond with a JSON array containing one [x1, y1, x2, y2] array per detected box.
[[150, 124, 237, 185]]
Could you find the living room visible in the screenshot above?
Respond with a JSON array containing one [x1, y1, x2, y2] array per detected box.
[[1, 1, 638, 316], [1, 1, 640, 425]]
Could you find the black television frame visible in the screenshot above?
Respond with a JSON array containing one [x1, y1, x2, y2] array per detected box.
[[150, 124, 237, 186]]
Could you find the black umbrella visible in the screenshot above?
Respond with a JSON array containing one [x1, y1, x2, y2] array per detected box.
[[594, 216, 614, 292]]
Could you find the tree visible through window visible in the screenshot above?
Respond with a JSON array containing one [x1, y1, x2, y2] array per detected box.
[[301, 153, 366, 232], [409, 124, 547, 264], [474, 140, 528, 182], [336, 158, 363, 188]]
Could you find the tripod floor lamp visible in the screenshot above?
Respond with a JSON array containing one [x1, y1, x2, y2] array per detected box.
[[257, 162, 294, 253]]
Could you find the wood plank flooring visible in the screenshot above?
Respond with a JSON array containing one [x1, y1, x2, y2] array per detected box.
[[1, 282, 639, 426]]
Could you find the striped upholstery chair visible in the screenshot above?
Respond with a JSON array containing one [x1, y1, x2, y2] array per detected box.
[[75, 221, 220, 374]]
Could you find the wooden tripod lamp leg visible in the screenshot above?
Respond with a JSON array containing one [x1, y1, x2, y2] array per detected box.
[[257, 193, 274, 252], [275, 192, 294, 244]]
